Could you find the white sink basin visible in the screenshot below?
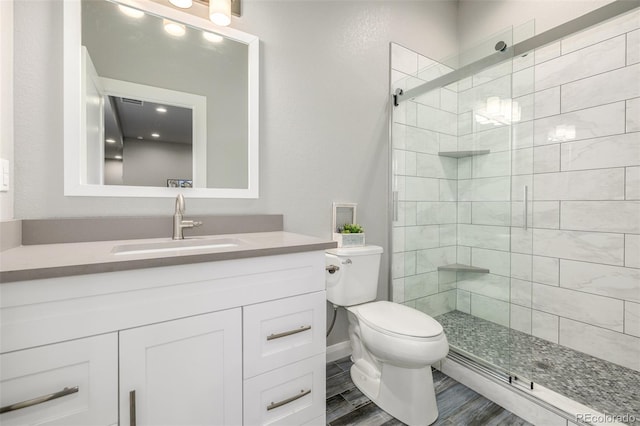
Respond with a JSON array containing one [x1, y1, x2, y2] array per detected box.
[[112, 237, 243, 256]]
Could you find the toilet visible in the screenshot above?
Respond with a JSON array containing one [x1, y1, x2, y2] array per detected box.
[[325, 245, 449, 426]]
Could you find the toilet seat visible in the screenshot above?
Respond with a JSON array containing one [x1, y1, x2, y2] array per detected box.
[[348, 301, 443, 339]]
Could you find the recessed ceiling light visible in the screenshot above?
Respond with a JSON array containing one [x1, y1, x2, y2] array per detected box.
[[151, 133, 160, 138], [163, 19, 186, 37], [156, 107, 167, 113], [118, 5, 144, 19], [203, 31, 224, 43], [115, 155, 123, 160], [106, 138, 116, 144], [137, 136, 143, 140], [169, 0, 193, 8]]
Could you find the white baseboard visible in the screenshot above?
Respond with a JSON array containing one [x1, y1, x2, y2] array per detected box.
[[326, 341, 351, 363]]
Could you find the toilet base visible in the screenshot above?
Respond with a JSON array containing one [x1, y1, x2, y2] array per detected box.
[[351, 361, 439, 426]]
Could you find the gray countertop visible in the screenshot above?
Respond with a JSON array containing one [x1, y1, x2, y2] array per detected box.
[[0, 231, 337, 283]]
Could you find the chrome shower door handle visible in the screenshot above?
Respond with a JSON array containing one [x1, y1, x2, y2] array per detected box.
[[523, 185, 528, 230], [392, 191, 399, 221]]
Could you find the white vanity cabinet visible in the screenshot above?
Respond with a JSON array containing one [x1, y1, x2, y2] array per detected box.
[[0, 334, 118, 426], [243, 292, 327, 426], [0, 250, 327, 426], [119, 309, 243, 426]]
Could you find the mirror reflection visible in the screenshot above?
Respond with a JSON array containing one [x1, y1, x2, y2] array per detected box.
[[103, 95, 193, 187], [81, 0, 249, 189]]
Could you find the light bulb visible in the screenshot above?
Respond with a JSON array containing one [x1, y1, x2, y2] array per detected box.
[[169, 0, 193, 8], [209, 0, 231, 26]]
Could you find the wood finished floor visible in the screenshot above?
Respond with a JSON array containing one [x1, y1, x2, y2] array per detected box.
[[326, 357, 533, 426]]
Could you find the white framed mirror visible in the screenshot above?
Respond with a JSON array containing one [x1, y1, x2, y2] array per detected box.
[[64, 0, 259, 198]]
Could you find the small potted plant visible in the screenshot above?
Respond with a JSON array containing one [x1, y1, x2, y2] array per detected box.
[[334, 223, 365, 247]]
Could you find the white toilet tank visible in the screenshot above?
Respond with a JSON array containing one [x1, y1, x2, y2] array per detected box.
[[325, 245, 383, 306]]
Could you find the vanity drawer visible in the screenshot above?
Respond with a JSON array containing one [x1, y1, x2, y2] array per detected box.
[[243, 291, 326, 378], [243, 353, 325, 426], [0, 333, 118, 426]]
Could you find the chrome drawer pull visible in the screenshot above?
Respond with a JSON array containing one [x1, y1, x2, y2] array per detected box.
[[0, 386, 79, 414], [267, 389, 311, 411], [267, 325, 311, 341]]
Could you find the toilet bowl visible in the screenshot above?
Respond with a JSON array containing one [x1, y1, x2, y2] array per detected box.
[[325, 246, 449, 425]]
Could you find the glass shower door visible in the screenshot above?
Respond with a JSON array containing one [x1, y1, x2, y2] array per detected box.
[[456, 54, 515, 375]]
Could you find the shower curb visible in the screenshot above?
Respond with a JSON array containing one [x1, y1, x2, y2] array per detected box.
[[438, 354, 625, 426]]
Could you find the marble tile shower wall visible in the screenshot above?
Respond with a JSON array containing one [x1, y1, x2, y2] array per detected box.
[[390, 9, 640, 373], [511, 12, 640, 370], [468, 11, 638, 372]]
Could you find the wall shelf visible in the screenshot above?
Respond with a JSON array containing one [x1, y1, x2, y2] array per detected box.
[[437, 263, 490, 273], [437, 150, 490, 158]]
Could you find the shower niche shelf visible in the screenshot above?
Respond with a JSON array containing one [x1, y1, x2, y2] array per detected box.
[[438, 150, 490, 158], [437, 263, 490, 273]]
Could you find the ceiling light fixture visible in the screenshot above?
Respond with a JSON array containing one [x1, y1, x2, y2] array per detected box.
[[209, 0, 231, 26], [203, 31, 224, 43], [118, 5, 144, 18], [151, 133, 160, 138], [163, 19, 186, 37], [106, 138, 116, 144], [156, 107, 168, 113], [169, 0, 193, 8], [115, 155, 123, 160], [165, 0, 240, 26]]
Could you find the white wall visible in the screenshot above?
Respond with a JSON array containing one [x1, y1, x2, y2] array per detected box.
[[104, 159, 123, 186], [0, 0, 14, 221], [12, 0, 459, 346], [122, 139, 192, 187]]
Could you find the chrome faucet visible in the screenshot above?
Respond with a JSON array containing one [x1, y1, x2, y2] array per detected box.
[[172, 194, 203, 240]]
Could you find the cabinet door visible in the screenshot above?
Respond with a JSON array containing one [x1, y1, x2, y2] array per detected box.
[[0, 333, 118, 426], [119, 309, 242, 426]]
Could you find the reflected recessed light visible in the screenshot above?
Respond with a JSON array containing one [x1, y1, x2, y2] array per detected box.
[[163, 19, 186, 37], [169, 0, 193, 8], [106, 138, 116, 144], [156, 107, 167, 113], [115, 155, 123, 160], [151, 133, 160, 138], [137, 136, 143, 140], [203, 31, 224, 43], [118, 5, 144, 18]]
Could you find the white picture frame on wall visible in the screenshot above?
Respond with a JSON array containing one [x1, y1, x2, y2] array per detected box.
[[332, 202, 357, 233]]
